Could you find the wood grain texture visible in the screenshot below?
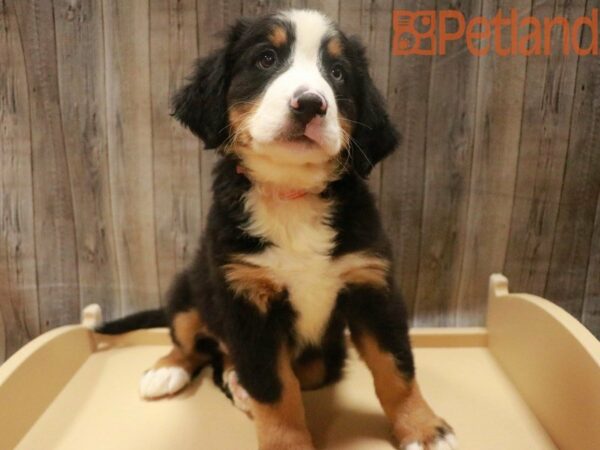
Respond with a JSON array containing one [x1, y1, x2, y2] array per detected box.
[[545, 0, 600, 318], [150, 0, 202, 303], [339, 0, 393, 203], [413, 0, 482, 326], [197, 0, 243, 227], [583, 188, 600, 336], [0, 0, 40, 358], [454, 0, 529, 326], [53, 0, 121, 318], [381, 0, 435, 321], [13, 0, 80, 332], [0, 309, 4, 361], [242, 0, 303, 16], [503, 0, 584, 307], [103, 0, 160, 314], [306, 0, 339, 18]]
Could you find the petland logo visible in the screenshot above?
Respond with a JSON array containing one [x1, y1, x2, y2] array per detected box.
[[392, 9, 599, 56]]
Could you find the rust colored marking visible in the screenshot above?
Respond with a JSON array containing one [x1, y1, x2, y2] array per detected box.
[[153, 346, 210, 374], [339, 253, 390, 290], [223, 262, 284, 313], [227, 102, 257, 149], [327, 37, 343, 57], [353, 332, 452, 446], [172, 309, 204, 355], [269, 25, 288, 47], [294, 356, 327, 390], [249, 346, 314, 449]]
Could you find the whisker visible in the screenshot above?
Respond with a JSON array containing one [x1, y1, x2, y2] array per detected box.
[[343, 129, 373, 170], [339, 115, 373, 129], [227, 100, 260, 111]]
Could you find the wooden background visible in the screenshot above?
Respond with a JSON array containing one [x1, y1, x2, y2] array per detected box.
[[1, 0, 599, 363]]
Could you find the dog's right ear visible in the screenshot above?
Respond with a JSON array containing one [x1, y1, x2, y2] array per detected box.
[[172, 19, 253, 149], [345, 36, 399, 178], [171, 51, 229, 149]]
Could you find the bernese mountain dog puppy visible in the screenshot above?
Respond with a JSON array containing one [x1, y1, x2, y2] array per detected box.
[[98, 9, 456, 450]]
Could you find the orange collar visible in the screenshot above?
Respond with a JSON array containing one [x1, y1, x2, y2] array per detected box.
[[236, 165, 308, 200]]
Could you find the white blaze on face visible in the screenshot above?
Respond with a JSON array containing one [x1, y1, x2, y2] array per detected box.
[[248, 10, 343, 161]]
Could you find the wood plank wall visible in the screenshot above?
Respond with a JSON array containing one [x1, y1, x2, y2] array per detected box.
[[1, 0, 599, 362]]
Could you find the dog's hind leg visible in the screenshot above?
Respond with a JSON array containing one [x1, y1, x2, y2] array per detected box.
[[139, 308, 215, 399], [139, 271, 221, 399]]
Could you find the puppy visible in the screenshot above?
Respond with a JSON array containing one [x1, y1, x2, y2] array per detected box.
[[98, 9, 456, 450]]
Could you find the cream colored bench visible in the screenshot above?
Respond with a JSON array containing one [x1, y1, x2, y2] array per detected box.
[[1, 274, 598, 450]]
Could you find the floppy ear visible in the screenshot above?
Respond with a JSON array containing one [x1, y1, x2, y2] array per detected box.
[[171, 51, 229, 149], [172, 18, 254, 149], [348, 38, 400, 178]]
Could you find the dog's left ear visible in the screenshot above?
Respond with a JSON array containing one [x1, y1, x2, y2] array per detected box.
[[348, 37, 400, 178], [171, 19, 253, 149], [171, 51, 229, 149]]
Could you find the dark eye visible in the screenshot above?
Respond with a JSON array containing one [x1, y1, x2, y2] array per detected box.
[[330, 64, 344, 81], [257, 49, 277, 69]]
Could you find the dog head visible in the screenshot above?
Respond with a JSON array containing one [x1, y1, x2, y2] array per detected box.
[[173, 10, 398, 187]]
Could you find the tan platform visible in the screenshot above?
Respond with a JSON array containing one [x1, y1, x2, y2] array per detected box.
[[1, 274, 599, 450]]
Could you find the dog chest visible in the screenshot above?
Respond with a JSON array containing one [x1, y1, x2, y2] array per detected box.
[[241, 189, 341, 343]]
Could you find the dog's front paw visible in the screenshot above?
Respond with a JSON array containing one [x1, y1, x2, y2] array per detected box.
[[139, 366, 191, 399], [398, 418, 457, 450], [223, 369, 251, 413]]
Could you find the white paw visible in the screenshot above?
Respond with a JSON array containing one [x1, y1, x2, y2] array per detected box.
[[139, 366, 191, 399], [224, 369, 251, 412], [435, 433, 458, 450], [402, 432, 458, 450], [404, 443, 424, 450]]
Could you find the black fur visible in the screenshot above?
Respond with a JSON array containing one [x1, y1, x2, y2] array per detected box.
[[99, 12, 413, 407], [344, 36, 399, 178], [171, 51, 229, 148], [96, 308, 166, 334]]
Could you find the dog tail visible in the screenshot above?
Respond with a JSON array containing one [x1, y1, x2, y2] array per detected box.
[[95, 308, 168, 334]]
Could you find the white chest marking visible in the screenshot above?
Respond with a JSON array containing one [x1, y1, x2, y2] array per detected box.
[[241, 188, 340, 344], [239, 188, 389, 344]]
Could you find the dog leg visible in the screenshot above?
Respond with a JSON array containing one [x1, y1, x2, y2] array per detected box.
[[220, 354, 252, 413], [247, 345, 314, 450], [223, 350, 329, 415], [342, 286, 457, 450], [140, 309, 211, 399], [222, 262, 313, 448], [353, 331, 456, 450]]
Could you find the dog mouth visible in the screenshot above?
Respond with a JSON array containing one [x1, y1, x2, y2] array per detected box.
[[288, 136, 317, 148], [279, 133, 316, 147], [277, 118, 324, 149]]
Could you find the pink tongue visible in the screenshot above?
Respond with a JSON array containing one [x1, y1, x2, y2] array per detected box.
[[304, 119, 323, 144]]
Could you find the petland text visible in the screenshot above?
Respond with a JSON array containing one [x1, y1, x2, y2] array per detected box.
[[393, 9, 599, 56]]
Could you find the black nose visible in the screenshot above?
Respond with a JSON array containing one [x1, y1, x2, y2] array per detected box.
[[290, 90, 327, 124]]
